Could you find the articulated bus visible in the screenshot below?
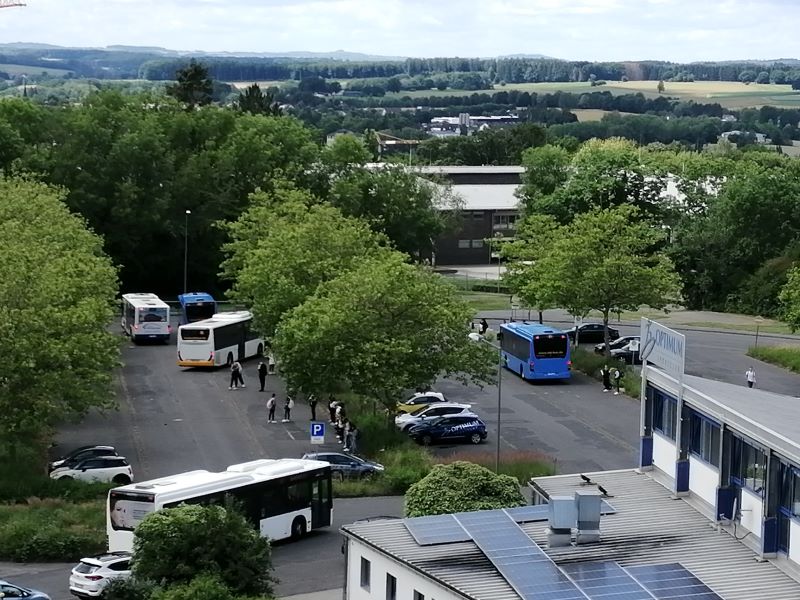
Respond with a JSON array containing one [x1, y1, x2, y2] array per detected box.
[[499, 322, 571, 381], [107, 459, 333, 552], [121, 293, 171, 343], [177, 311, 263, 367], [177, 292, 217, 325]]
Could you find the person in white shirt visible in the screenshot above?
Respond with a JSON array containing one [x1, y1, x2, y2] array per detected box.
[[745, 367, 756, 389]]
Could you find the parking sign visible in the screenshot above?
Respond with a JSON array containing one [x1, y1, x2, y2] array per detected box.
[[310, 422, 325, 445]]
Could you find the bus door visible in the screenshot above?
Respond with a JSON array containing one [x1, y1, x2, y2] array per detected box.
[[311, 474, 332, 528], [238, 321, 249, 360]]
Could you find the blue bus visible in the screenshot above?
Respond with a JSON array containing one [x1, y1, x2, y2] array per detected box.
[[178, 292, 217, 325], [499, 322, 571, 381]]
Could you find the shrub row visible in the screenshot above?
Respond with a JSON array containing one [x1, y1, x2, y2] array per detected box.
[[747, 345, 800, 374], [571, 346, 641, 399]]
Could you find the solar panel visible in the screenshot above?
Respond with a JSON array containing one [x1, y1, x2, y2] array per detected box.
[[561, 561, 654, 600], [455, 510, 586, 600], [625, 563, 723, 600], [403, 514, 470, 546]]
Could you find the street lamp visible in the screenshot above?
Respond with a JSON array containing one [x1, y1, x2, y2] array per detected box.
[[469, 331, 503, 473], [183, 210, 191, 295], [754, 316, 764, 348]]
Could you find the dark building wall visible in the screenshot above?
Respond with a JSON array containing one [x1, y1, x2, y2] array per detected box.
[[447, 172, 522, 185], [435, 211, 492, 265]]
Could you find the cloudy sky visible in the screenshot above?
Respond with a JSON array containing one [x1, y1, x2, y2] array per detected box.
[[0, 0, 797, 62]]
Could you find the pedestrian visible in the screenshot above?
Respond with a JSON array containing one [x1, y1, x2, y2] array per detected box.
[[282, 395, 294, 422], [479, 318, 489, 335], [600, 364, 612, 392], [335, 416, 345, 443], [257, 360, 268, 392], [344, 422, 359, 453], [267, 393, 276, 423], [229, 360, 245, 390], [746, 366, 756, 389], [328, 397, 337, 423], [612, 367, 621, 396], [335, 402, 345, 422], [309, 394, 318, 421], [267, 352, 276, 375]]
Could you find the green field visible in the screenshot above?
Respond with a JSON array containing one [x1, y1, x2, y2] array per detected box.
[[0, 63, 73, 77]]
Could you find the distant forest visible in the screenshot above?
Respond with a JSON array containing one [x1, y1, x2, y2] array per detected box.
[[1, 46, 800, 86]]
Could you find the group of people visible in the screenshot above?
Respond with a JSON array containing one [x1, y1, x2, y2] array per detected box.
[[329, 398, 359, 453], [227, 354, 276, 391], [265, 392, 294, 423], [600, 364, 622, 395]]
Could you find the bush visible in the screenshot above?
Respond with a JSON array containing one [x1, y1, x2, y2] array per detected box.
[[0, 499, 106, 561], [435, 450, 555, 483], [333, 445, 434, 497], [405, 461, 525, 517], [747, 346, 800, 373], [151, 574, 241, 600], [571, 347, 639, 398], [103, 578, 158, 600]]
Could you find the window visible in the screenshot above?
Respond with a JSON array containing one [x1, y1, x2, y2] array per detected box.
[[458, 239, 471, 249], [471, 239, 484, 248], [651, 388, 677, 440], [386, 573, 397, 600], [414, 592, 425, 600], [360, 557, 371, 590], [731, 435, 767, 495], [500, 329, 531, 361], [493, 214, 518, 230], [688, 410, 721, 467], [533, 334, 568, 358]]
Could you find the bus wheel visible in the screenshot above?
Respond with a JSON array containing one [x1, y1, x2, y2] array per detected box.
[[291, 517, 307, 540], [469, 433, 482, 445], [257, 343, 264, 357], [113, 474, 131, 485], [226, 353, 234, 367], [519, 366, 525, 380]]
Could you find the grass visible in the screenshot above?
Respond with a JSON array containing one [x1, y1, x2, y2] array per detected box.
[[747, 346, 800, 374], [0, 63, 73, 76], [573, 109, 635, 122], [683, 321, 793, 334], [458, 290, 511, 311], [435, 450, 555, 482]]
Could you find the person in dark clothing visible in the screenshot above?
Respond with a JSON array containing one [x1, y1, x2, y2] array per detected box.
[[600, 364, 612, 392], [479, 318, 489, 335], [257, 361, 268, 392], [267, 393, 276, 423], [328, 397, 337, 423], [229, 360, 245, 390], [283, 396, 294, 422], [309, 394, 318, 421]]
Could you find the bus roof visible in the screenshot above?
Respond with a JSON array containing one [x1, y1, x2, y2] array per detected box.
[[111, 459, 329, 503], [121, 293, 169, 309], [178, 292, 215, 304], [500, 321, 566, 339], [178, 310, 253, 330]]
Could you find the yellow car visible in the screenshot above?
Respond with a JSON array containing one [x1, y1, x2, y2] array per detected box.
[[396, 392, 448, 414]]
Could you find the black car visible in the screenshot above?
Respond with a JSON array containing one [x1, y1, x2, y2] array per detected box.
[[564, 323, 620, 344], [611, 342, 642, 365], [301, 452, 384, 480], [407, 415, 487, 446], [594, 336, 639, 354], [48, 445, 118, 472]]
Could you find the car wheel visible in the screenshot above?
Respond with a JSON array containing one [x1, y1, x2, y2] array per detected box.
[[291, 517, 307, 540], [112, 474, 131, 485], [469, 433, 482, 445], [58, 475, 73, 481], [421, 435, 433, 446]]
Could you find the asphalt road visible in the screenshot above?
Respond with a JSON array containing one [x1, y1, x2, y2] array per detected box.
[[28, 319, 800, 599]]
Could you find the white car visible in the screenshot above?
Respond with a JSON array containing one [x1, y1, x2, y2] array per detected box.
[[50, 455, 133, 485], [69, 552, 131, 598], [395, 403, 476, 432]]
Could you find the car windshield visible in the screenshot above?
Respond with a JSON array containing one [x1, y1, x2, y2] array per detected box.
[[75, 562, 100, 574], [408, 405, 429, 416]]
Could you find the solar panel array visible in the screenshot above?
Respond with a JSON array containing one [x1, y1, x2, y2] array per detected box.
[[454, 510, 587, 600], [561, 561, 654, 600], [626, 564, 723, 600]]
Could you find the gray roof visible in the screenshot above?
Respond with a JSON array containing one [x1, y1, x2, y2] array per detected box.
[[414, 166, 526, 175], [342, 469, 800, 600], [646, 368, 800, 466], [448, 184, 521, 211]]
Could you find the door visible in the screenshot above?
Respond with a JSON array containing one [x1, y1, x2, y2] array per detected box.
[[310, 476, 331, 528], [238, 324, 247, 360]]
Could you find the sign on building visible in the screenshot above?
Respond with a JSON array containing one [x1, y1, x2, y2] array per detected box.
[[639, 318, 685, 382], [310, 422, 325, 445]]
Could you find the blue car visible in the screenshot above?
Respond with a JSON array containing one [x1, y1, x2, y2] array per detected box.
[[0, 579, 51, 599], [407, 415, 487, 446]]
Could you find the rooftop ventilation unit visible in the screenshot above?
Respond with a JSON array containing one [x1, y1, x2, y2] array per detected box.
[[546, 496, 575, 548], [575, 489, 602, 544]]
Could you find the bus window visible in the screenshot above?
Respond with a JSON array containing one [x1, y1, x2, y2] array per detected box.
[[140, 308, 168, 322], [533, 335, 568, 358], [184, 303, 216, 323], [180, 328, 210, 341]]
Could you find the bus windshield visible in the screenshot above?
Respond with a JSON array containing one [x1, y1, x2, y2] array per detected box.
[[533, 334, 568, 358], [139, 307, 168, 322], [184, 303, 216, 323]]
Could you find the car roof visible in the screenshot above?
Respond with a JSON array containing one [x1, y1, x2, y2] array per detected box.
[[81, 551, 131, 565], [419, 402, 472, 410], [79, 455, 127, 463]]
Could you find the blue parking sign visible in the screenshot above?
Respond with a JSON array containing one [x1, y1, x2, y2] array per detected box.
[[310, 422, 325, 445]]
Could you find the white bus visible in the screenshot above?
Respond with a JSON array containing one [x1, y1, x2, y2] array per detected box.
[[107, 459, 333, 552], [176, 311, 264, 367], [121, 293, 171, 343]]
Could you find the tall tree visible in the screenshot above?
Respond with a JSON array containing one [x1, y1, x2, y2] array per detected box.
[[235, 83, 281, 116], [0, 177, 119, 450], [517, 144, 571, 215], [167, 60, 213, 109], [779, 267, 800, 332]]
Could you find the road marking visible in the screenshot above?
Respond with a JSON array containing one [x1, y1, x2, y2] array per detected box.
[[286, 428, 296, 440]]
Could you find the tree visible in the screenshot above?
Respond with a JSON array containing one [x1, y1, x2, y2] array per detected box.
[[235, 83, 281, 116], [755, 71, 770, 84], [512, 205, 680, 353], [167, 60, 213, 108], [0, 177, 119, 450], [517, 144, 571, 214], [133, 504, 273, 596], [780, 267, 800, 332], [386, 76, 402, 93], [274, 254, 496, 411], [405, 462, 525, 517], [657, 80, 665, 93]]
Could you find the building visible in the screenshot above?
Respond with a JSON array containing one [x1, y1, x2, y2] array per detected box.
[[424, 113, 520, 137], [414, 165, 524, 266], [340, 320, 800, 600]]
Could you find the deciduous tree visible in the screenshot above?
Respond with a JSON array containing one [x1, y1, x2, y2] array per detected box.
[[779, 267, 800, 332]]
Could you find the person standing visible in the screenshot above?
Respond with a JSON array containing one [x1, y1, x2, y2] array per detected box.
[[479, 318, 489, 335], [267, 352, 276, 375], [257, 361, 268, 392], [345, 422, 359, 453], [746, 367, 757, 389], [282, 395, 294, 423], [600, 364, 612, 392], [328, 397, 337, 423], [309, 394, 318, 421], [229, 360, 245, 390], [612, 367, 621, 396], [266, 393, 277, 423]]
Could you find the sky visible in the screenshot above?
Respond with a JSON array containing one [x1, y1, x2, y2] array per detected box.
[[0, 0, 798, 62]]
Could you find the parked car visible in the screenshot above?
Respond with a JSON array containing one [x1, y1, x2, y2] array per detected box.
[[564, 323, 620, 344], [407, 415, 487, 446], [395, 391, 448, 414], [49, 455, 133, 485], [301, 452, 384, 480], [0, 579, 51, 600], [48, 445, 117, 472], [69, 552, 131, 598], [611, 341, 642, 365], [395, 403, 476, 432], [594, 336, 639, 354]]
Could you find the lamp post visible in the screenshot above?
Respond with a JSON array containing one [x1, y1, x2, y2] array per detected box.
[[470, 332, 503, 472], [183, 210, 191, 295], [754, 316, 764, 348]]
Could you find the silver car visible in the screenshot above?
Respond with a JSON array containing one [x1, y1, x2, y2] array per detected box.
[[395, 403, 476, 432]]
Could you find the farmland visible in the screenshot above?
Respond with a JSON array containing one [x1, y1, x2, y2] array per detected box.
[[0, 63, 72, 77]]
